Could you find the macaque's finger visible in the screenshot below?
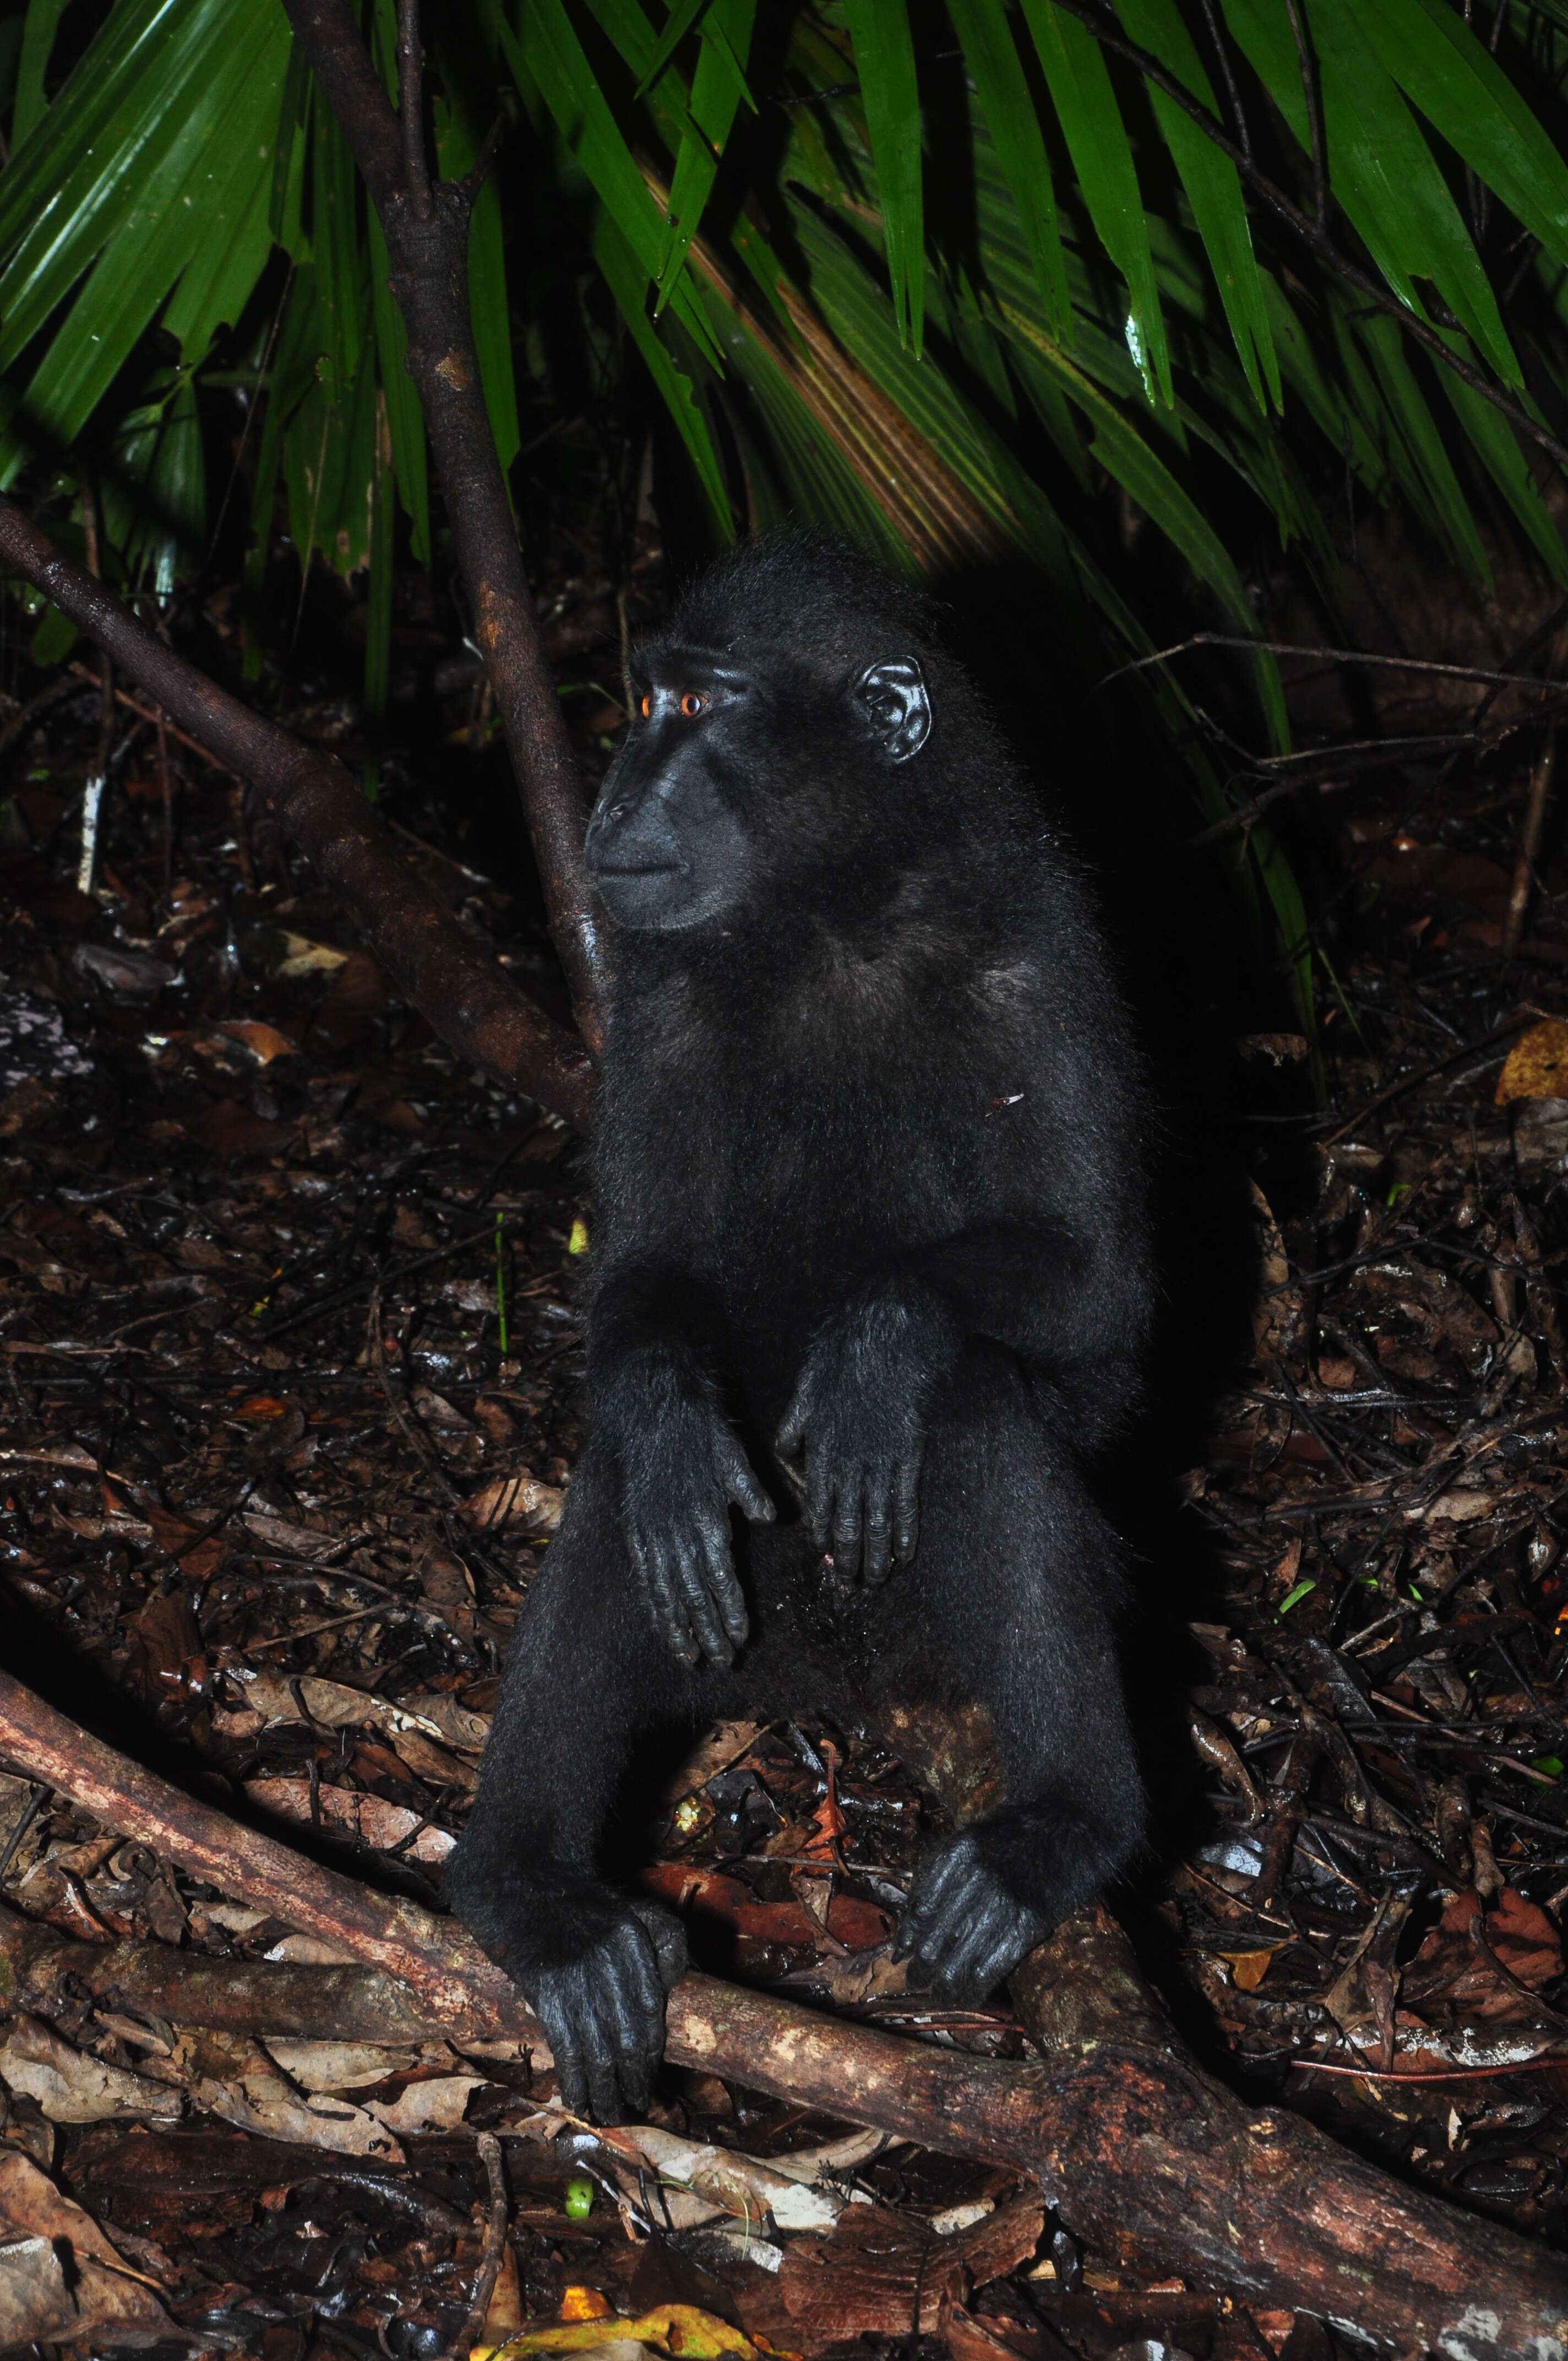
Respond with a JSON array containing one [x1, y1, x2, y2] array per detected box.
[[775, 1377, 813, 1460], [862, 1467, 893, 1585], [607, 1923, 664, 2110], [893, 1458, 920, 1563], [806, 1456, 835, 1553], [696, 1514, 750, 1647], [553, 2048, 590, 2117], [630, 1900, 689, 1992], [964, 1912, 1038, 2003], [533, 1983, 589, 2115], [582, 2020, 623, 2124], [832, 1472, 864, 1575], [895, 1837, 979, 1956], [638, 1533, 698, 1666], [673, 1533, 731, 1666], [714, 1428, 775, 1523]]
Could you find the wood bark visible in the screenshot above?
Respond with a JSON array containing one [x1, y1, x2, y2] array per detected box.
[[0, 1672, 1561, 2353], [0, 496, 594, 1131], [279, 0, 608, 1053]]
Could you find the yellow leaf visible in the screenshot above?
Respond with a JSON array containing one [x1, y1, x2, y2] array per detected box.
[[472, 2300, 763, 2357], [1220, 1949, 1276, 1991], [562, 2291, 613, 2323], [1496, 1020, 1568, 1104]]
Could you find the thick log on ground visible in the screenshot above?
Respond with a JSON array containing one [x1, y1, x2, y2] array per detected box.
[[0, 1673, 1561, 2352], [0, 496, 595, 1130]]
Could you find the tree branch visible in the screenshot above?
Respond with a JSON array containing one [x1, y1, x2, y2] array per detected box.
[[280, 0, 609, 1057], [395, 0, 432, 221], [0, 1669, 1561, 2352], [0, 494, 595, 1130]]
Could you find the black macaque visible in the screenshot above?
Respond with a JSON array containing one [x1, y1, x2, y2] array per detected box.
[[447, 536, 1153, 2119]]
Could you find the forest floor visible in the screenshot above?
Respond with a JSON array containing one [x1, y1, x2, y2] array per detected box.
[[5, 546, 1568, 2360]]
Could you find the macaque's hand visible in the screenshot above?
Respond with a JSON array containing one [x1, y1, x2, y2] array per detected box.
[[776, 1283, 959, 1581], [619, 1380, 772, 1667]]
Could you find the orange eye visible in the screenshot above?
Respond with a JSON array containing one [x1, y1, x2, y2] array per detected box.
[[639, 693, 651, 719], [680, 692, 706, 718]]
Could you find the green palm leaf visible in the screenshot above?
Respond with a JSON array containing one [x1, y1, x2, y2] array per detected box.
[[842, 0, 925, 352], [1021, 0, 1172, 405]]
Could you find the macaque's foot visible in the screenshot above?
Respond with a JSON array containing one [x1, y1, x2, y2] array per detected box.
[[511, 1892, 687, 2121], [893, 1831, 1047, 2003]]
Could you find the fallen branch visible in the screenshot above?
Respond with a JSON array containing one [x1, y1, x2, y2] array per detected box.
[[0, 496, 595, 1133], [0, 1674, 1561, 2349]]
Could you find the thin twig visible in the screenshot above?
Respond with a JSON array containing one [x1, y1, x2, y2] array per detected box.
[[1502, 618, 1568, 957], [1192, 770, 1352, 845], [1292, 2052, 1567, 2082], [1101, 631, 1568, 697], [1468, 596, 1568, 736], [69, 663, 239, 774], [1195, 0, 1251, 160], [445, 2132, 509, 2361], [367, 1284, 464, 1506], [208, 265, 293, 567], [467, 112, 504, 192], [1321, 1010, 1540, 1146]]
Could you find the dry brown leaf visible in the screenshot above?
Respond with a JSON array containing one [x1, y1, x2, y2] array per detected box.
[[0, 2016, 179, 2125], [241, 1508, 348, 1558], [263, 2039, 422, 2090], [0, 2148, 176, 2348], [1404, 1886, 1564, 2022], [273, 931, 349, 978], [243, 1776, 455, 1862], [220, 1671, 482, 1785], [461, 1470, 564, 1532], [366, 2075, 486, 2136], [168, 2026, 406, 2161], [212, 1019, 297, 1064], [1496, 1020, 1568, 1104], [1248, 1180, 1301, 1364], [1220, 1950, 1276, 1992]]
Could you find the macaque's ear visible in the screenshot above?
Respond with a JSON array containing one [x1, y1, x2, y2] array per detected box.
[[856, 657, 931, 763]]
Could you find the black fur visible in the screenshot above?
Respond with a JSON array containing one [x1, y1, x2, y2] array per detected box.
[[447, 536, 1153, 2117]]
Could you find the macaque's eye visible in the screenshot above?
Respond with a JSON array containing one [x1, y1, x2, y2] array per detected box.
[[680, 692, 706, 719], [640, 693, 651, 719]]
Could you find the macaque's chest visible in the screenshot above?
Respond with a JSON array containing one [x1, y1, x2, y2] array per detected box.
[[608, 995, 1003, 1334]]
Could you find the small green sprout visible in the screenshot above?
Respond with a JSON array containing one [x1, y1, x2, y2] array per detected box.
[[564, 2173, 594, 2219], [1277, 1578, 1316, 1617]]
